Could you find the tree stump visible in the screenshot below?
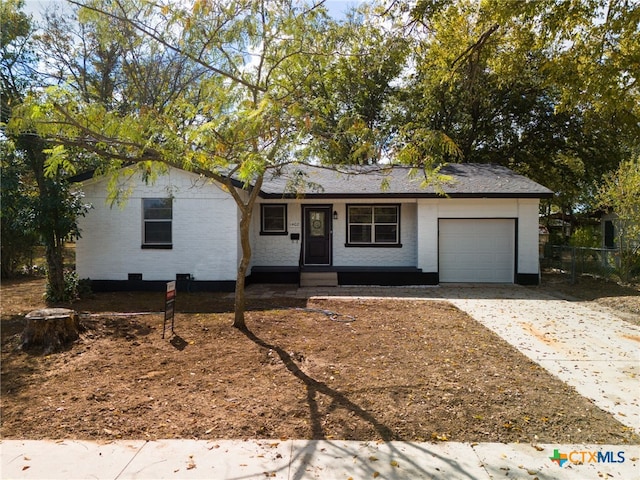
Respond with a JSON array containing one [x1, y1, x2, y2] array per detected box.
[[21, 308, 82, 353]]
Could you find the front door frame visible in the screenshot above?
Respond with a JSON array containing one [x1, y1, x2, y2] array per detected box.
[[302, 205, 333, 266]]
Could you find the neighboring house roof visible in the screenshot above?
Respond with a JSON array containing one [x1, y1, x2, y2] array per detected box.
[[259, 163, 554, 199]]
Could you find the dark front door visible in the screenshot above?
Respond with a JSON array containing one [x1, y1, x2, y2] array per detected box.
[[304, 206, 331, 265]]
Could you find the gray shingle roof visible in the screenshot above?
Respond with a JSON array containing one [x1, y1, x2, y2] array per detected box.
[[259, 163, 553, 199]]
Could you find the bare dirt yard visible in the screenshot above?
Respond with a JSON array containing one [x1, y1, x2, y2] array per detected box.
[[536, 272, 640, 326], [1, 276, 639, 445]]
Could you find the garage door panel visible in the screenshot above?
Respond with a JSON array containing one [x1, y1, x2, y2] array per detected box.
[[439, 219, 515, 283]]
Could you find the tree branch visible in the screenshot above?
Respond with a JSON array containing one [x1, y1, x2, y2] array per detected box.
[[450, 23, 500, 71], [67, 0, 265, 92]]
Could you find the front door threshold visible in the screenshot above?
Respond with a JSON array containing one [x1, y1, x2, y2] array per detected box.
[[300, 266, 334, 272]]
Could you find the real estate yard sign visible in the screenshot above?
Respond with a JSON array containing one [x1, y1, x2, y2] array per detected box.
[[162, 281, 176, 339]]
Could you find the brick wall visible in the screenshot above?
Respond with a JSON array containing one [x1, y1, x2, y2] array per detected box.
[[76, 168, 238, 282], [251, 200, 418, 267]]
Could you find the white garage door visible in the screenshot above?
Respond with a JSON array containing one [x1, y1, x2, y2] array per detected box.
[[439, 219, 515, 283]]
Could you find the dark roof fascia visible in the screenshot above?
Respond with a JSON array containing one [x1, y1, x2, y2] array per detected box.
[[69, 167, 248, 191], [258, 192, 554, 200], [68, 170, 97, 183]]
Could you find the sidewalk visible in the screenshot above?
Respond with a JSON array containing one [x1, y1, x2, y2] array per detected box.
[[2, 284, 639, 479], [2, 438, 639, 479]]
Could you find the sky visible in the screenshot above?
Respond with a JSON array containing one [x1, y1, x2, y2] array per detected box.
[[23, 0, 61, 18], [23, 0, 368, 21]]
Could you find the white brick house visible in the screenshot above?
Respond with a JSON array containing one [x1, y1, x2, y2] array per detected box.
[[73, 163, 553, 291]]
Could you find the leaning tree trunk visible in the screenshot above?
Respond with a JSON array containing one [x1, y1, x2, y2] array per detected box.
[[21, 308, 82, 354], [20, 133, 67, 302], [230, 173, 263, 331]]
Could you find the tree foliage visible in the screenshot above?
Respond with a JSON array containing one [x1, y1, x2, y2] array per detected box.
[[10, 0, 340, 328], [0, 140, 39, 278], [1, 0, 90, 295], [393, 0, 640, 215], [597, 156, 640, 282], [1, 0, 35, 124], [296, 8, 410, 164]]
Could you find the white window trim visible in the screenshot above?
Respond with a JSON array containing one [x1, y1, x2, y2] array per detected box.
[[142, 198, 173, 248]]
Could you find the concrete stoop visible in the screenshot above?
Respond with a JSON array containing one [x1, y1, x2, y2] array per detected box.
[[300, 271, 338, 287]]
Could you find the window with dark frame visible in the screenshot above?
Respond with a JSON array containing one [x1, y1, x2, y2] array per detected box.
[[604, 220, 615, 249], [260, 204, 287, 235], [347, 205, 400, 246], [142, 198, 172, 247]]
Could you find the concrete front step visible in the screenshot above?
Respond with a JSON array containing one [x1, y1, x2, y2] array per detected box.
[[300, 271, 338, 287]]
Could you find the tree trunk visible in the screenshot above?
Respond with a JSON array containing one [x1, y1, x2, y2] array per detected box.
[[230, 173, 263, 330], [233, 268, 247, 330], [232, 206, 253, 330], [21, 308, 82, 353], [45, 235, 66, 301], [18, 134, 68, 301]]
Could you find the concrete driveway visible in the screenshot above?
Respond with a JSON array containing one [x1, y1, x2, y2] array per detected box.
[[264, 283, 640, 434], [432, 285, 640, 435]]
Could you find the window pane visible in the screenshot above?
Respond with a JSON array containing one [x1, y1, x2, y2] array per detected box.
[[309, 211, 325, 237], [264, 216, 285, 231], [375, 224, 397, 243], [263, 205, 285, 232], [145, 221, 172, 243], [349, 206, 372, 224], [350, 224, 371, 243], [144, 198, 172, 219], [374, 206, 397, 223], [144, 198, 172, 209]]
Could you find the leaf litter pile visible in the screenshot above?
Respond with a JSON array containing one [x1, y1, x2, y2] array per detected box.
[[1, 280, 638, 444]]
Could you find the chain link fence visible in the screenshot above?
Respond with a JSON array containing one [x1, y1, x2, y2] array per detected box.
[[541, 245, 621, 284]]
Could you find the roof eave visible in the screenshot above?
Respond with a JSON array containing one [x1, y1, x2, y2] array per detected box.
[[258, 192, 554, 200]]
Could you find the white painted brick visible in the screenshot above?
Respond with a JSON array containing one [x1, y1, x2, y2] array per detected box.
[[251, 201, 418, 267], [250, 200, 302, 267], [416, 200, 439, 272], [77, 170, 542, 282], [76, 168, 238, 282], [518, 199, 541, 274]]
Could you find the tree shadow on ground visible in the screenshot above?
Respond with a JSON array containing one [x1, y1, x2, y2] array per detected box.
[[240, 325, 484, 479], [239, 326, 395, 442]]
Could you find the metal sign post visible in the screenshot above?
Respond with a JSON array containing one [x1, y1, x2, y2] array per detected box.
[[162, 281, 176, 339]]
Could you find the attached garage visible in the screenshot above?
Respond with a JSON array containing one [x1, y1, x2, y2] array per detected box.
[[439, 219, 516, 283]]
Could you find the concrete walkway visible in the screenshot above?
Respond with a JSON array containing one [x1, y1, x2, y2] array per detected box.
[[2, 284, 639, 479]]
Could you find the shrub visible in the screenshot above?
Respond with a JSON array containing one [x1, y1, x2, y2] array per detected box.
[[45, 269, 86, 303], [569, 226, 600, 248]]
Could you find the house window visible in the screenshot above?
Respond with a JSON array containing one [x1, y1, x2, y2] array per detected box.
[[260, 204, 287, 235], [604, 220, 615, 249], [347, 204, 400, 246], [142, 198, 172, 248]]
